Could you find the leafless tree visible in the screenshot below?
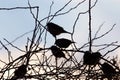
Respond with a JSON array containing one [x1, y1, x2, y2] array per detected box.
[[0, 0, 120, 80]]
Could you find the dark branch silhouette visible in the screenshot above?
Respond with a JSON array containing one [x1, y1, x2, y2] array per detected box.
[[0, 0, 120, 80]]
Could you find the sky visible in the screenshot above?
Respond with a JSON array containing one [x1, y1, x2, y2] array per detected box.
[[0, 0, 120, 66], [0, 0, 120, 79]]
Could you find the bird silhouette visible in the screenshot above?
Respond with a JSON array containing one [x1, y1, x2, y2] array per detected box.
[[50, 46, 66, 58], [47, 22, 71, 38], [55, 38, 75, 48], [83, 51, 101, 65], [101, 62, 116, 79], [83, 51, 92, 65], [91, 52, 101, 65], [11, 64, 27, 79]]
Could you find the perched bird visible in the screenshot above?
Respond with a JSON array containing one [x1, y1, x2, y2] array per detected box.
[[101, 62, 116, 79], [83, 51, 92, 65], [47, 22, 71, 37], [55, 38, 75, 48], [11, 64, 27, 79], [91, 52, 101, 65], [50, 46, 66, 58], [83, 51, 101, 65]]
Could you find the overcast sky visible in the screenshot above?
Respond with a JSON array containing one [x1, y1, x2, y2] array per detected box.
[[0, 0, 120, 63]]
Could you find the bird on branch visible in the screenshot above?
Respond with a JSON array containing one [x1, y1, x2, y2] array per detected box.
[[83, 51, 101, 65], [55, 38, 75, 48], [11, 64, 27, 80], [101, 62, 116, 79], [50, 45, 66, 58], [91, 52, 101, 64], [47, 22, 71, 38], [83, 51, 92, 65]]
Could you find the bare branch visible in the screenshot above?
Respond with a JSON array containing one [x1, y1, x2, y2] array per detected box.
[[3, 38, 25, 52]]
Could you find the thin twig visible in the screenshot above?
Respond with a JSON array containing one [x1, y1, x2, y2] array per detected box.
[[3, 38, 25, 52], [88, 0, 92, 52]]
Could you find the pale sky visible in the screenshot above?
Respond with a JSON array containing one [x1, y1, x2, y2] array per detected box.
[[0, 0, 120, 64], [0, 1, 120, 80]]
